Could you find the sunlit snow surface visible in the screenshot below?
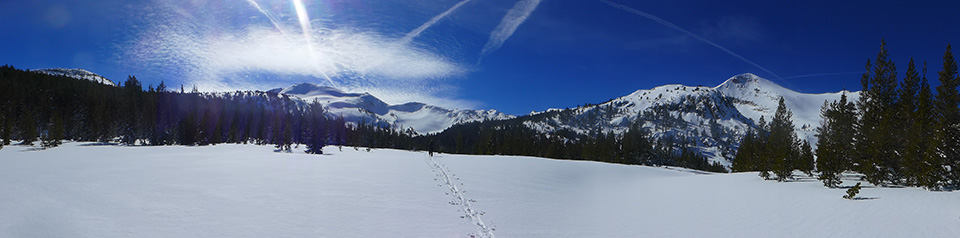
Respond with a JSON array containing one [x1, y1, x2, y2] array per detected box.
[[1, 143, 957, 237]]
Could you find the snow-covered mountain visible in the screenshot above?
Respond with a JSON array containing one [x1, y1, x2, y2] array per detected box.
[[27, 67, 855, 165], [33, 68, 116, 86], [514, 73, 858, 166], [716, 73, 859, 145], [520, 84, 754, 166], [270, 83, 513, 134]]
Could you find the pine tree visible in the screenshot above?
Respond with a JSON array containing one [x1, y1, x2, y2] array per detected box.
[[816, 100, 842, 187], [935, 44, 960, 188], [0, 111, 4, 150], [42, 111, 64, 148], [281, 118, 293, 152], [898, 59, 922, 184], [816, 93, 857, 187], [843, 182, 862, 200], [767, 97, 799, 181], [121, 76, 142, 145], [733, 129, 757, 172], [797, 139, 814, 176], [756, 116, 772, 179], [856, 40, 901, 185], [1, 109, 9, 145], [305, 100, 326, 154], [910, 62, 941, 188], [20, 107, 37, 145]]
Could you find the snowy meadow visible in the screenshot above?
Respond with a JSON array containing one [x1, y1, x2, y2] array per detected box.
[[1, 142, 958, 237]]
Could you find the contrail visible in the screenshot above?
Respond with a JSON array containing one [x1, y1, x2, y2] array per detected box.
[[400, 0, 473, 44], [783, 71, 866, 79], [601, 0, 783, 80], [245, 0, 287, 35], [478, 0, 542, 64]]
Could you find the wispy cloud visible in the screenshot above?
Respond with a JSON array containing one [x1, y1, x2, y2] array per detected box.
[[478, 0, 542, 63], [602, 0, 782, 80], [124, 0, 470, 108]]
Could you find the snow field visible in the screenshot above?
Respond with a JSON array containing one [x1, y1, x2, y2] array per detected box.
[[1, 142, 958, 237]]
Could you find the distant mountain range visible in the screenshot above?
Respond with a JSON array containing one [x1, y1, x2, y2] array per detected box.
[[263, 73, 857, 166], [43, 68, 857, 166], [267, 83, 514, 134]]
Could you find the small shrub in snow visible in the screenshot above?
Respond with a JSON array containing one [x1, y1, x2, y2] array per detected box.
[[843, 182, 861, 200]]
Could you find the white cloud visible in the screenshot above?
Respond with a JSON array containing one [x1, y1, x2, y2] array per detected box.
[[124, 0, 471, 108]]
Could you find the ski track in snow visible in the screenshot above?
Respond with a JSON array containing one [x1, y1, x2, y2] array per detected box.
[[426, 154, 495, 238]]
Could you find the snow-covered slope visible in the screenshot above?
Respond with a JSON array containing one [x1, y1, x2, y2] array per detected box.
[[716, 73, 860, 144], [33, 68, 116, 86], [518, 73, 858, 166], [2, 143, 956, 237], [271, 83, 513, 134], [522, 84, 754, 165]]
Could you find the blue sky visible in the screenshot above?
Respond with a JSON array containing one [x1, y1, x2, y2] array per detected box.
[[2, 0, 959, 115]]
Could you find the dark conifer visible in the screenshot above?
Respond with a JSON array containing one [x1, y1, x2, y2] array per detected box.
[[843, 182, 862, 200], [19, 107, 37, 145], [305, 100, 327, 154], [816, 93, 856, 187], [768, 97, 799, 181], [935, 45, 960, 187], [732, 129, 757, 172], [1, 109, 9, 145], [856, 40, 901, 185], [42, 111, 65, 148], [909, 62, 941, 188], [798, 139, 814, 176]]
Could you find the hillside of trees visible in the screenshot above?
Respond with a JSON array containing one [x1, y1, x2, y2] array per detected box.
[[429, 117, 727, 172], [0, 65, 344, 154], [734, 41, 960, 190], [0, 65, 725, 172]]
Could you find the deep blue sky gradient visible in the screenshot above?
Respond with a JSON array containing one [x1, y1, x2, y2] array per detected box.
[[2, 0, 959, 115]]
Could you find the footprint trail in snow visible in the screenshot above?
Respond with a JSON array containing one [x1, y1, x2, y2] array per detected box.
[[426, 154, 496, 238]]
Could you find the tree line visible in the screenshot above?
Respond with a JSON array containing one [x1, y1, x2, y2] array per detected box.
[[734, 41, 960, 190], [0, 65, 343, 154], [429, 117, 727, 173]]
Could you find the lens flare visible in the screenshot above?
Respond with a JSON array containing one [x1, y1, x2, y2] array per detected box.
[[292, 0, 336, 87], [292, 0, 312, 35]]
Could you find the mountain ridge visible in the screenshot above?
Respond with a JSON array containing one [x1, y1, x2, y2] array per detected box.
[[270, 83, 514, 134], [506, 73, 859, 166], [267, 73, 858, 166], [33, 68, 116, 86]]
